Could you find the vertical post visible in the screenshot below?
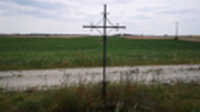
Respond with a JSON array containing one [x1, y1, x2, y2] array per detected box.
[[83, 4, 125, 99], [102, 4, 107, 99], [175, 22, 179, 40]]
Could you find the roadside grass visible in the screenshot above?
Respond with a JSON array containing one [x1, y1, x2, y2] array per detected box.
[[1, 81, 200, 112], [0, 36, 200, 70]]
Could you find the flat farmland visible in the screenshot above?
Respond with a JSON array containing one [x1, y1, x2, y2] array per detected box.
[[0, 36, 200, 70]]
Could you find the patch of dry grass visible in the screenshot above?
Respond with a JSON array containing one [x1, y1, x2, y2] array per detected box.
[[1, 80, 200, 112]]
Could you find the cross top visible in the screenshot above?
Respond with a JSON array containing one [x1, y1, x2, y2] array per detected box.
[[83, 4, 125, 35]]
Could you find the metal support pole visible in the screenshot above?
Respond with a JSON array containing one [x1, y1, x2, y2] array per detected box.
[[102, 4, 107, 99], [83, 4, 125, 100], [175, 22, 179, 40]]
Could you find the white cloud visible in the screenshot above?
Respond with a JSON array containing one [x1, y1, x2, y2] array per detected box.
[[0, 0, 199, 35]]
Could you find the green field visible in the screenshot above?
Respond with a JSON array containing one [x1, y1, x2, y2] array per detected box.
[[1, 36, 200, 112], [0, 36, 200, 70]]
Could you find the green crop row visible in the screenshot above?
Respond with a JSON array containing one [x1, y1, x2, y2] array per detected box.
[[0, 37, 200, 70]]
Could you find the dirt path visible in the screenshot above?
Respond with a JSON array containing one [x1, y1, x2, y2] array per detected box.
[[0, 64, 200, 91]]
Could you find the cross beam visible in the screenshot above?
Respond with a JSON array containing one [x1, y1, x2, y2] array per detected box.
[[83, 4, 125, 99], [83, 25, 125, 29]]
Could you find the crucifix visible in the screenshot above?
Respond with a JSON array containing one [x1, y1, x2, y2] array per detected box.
[[83, 4, 125, 99]]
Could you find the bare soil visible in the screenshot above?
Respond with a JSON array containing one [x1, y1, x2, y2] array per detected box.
[[179, 36, 200, 42], [1, 64, 200, 91], [124, 36, 200, 42], [124, 36, 173, 40]]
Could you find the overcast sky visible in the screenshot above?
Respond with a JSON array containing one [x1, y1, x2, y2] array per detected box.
[[0, 0, 199, 35]]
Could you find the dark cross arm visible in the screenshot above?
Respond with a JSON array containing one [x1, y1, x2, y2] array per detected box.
[[83, 25, 125, 29]]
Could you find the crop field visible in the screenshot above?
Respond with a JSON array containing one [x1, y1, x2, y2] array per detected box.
[[0, 36, 200, 70], [1, 36, 200, 112]]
